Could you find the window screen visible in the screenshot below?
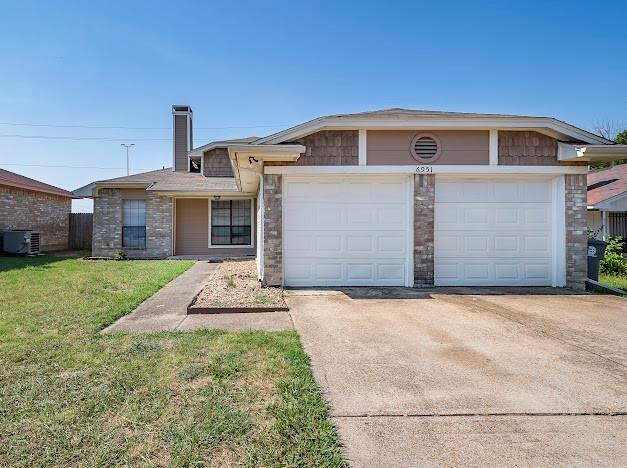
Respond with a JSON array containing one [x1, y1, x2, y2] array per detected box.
[[122, 199, 146, 249], [211, 199, 251, 245]]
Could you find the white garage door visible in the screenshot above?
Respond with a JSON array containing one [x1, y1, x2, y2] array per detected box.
[[283, 176, 410, 286], [434, 178, 555, 286]]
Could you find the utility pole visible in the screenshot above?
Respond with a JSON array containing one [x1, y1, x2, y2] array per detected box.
[[120, 143, 135, 175]]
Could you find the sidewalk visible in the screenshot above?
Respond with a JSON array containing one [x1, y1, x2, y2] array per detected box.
[[102, 261, 292, 333]]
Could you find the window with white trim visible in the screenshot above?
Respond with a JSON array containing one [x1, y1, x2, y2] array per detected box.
[[122, 199, 146, 249], [211, 199, 252, 246]]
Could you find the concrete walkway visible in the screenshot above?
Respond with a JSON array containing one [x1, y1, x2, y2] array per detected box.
[[102, 261, 292, 333]]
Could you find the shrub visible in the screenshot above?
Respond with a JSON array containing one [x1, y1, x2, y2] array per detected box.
[[113, 250, 127, 261], [600, 236, 627, 276]]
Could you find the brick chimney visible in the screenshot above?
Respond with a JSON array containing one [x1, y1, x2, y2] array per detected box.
[[172, 105, 193, 171]]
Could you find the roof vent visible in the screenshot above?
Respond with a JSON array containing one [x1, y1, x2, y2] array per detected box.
[[410, 134, 441, 163]]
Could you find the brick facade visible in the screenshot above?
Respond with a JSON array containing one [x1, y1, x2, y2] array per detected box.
[[565, 174, 587, 290], [92, 189, 173, 258], [413, 174, 435, 286], [0, 185, 70, 251], [262, 174, 282, 286]]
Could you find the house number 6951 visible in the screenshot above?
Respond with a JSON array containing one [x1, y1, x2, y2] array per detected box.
[[415, 166, 433, 173]]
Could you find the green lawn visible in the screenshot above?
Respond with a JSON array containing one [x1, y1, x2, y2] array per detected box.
[[599, 273, 627, 292], [0, 254, 345, 467]]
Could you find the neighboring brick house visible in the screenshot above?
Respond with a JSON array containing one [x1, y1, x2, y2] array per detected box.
[[0, 168, 74, 251], [75, 106, 627, 290]]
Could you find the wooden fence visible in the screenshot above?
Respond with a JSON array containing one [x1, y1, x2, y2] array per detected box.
[[69, 213, 93, 250]]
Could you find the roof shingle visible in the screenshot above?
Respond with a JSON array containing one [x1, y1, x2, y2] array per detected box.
[[0, 168, 74, 198], [588, 164, 627, 206]]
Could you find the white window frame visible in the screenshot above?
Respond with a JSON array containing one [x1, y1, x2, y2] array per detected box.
[[208, 198, 254, 248]]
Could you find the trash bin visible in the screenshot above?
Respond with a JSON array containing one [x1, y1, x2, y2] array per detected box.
[[587, 238, 608, 281]]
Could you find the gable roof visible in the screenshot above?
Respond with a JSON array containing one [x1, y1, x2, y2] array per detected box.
[[588, 164, 627, 207], [251, 108, 613, 146], [73, 168, 239, 197], [0, 168, 75, 198]]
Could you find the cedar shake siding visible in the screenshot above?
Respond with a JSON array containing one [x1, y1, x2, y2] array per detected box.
[[203, 148, 234, 177], [0, 185, 70, 251], [266, 130, 358, 166], [368, 130, 489, 165], [175, 198, 255, 256], [92, 188, 172, 258], [498, 131, 560, 166]]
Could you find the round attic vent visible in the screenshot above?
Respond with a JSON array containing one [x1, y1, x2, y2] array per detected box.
[[410, 134, 441, 163]]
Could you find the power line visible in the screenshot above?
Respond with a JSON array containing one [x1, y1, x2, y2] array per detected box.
[[0, 121, 287, 130], [0, 162, 158, 170], [0, 134, 170, 142]]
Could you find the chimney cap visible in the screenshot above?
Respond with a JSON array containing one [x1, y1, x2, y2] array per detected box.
[[172, 104, 192, 114]]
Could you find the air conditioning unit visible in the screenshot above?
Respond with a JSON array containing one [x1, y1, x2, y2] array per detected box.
[[2, 230, 41, 255], [0, 230, 8, 253]]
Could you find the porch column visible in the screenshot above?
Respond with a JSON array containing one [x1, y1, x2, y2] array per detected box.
[[602, 210, 608, 240]]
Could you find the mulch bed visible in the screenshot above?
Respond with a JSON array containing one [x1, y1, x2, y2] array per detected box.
[[188, 260, 288, 314]]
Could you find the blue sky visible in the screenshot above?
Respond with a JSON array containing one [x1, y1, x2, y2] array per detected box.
[[1, 0, 626, 211]]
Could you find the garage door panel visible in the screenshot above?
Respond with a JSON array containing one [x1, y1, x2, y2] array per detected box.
[[435, 179, 554, 286], [463, 236, 490, 252], [494, 207, 520, 225], [493, 182, 521, 201], [346, 236, 373, 253], [316, 235, 342, 252], [284, 177, 409, 286], [436, 232, 551, 257], [436, 258, 553, 285], [285, 260, 406, 286], [347, 263, 374, 280], [316, 263, 343, 280], [522, 181, 553, 201], [523, 207, 550, 225], [378, 235, 405, 252]]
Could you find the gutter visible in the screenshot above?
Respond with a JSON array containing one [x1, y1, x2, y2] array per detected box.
[[558, 143, 627, 162]]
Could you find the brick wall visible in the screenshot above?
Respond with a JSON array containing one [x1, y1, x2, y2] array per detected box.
[[0, 185, 70, 251], [413, 174, 435, 286], [565, 174, 587, 290], [262, 174, 282, 286], [92, 189, 173, 258], [203, 148, 234, 177]]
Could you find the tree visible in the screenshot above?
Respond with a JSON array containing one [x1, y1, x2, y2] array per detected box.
[[590, 123, 627, 170]]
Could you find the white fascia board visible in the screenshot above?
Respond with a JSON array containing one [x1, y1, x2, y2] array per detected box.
[[156, 191, 254, 198], [264, 165, 588, 175], [228, 144, 305, 153], [255, 117, 611, 146], [189, 142, 305, 158]]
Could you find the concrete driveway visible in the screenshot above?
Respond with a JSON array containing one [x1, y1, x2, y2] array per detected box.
[[287, 288, 627, 467]]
